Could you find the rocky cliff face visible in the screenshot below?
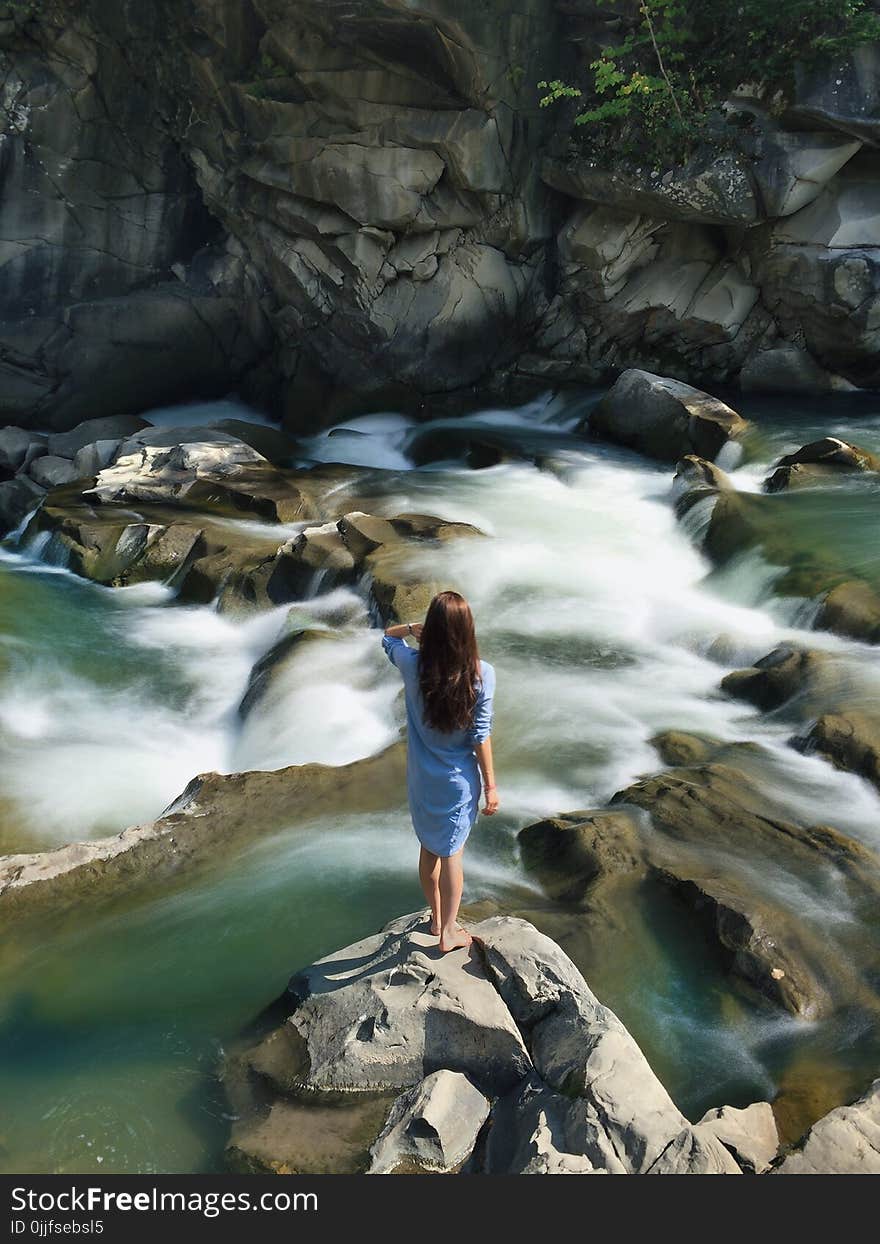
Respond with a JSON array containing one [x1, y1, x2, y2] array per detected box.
[[1, 0, 878, 430]]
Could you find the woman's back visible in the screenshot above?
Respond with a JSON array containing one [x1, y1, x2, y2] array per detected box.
[[382, 634, 495, 757]]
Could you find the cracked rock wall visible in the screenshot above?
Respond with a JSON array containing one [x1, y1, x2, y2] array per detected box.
[[1, 1, 879, 431]]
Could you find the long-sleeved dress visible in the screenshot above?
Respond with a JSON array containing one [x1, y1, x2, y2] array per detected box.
[[381, 634, 495, 857]]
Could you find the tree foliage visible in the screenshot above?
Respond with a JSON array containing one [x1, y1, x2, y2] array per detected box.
[[539, 0, 880, 165]]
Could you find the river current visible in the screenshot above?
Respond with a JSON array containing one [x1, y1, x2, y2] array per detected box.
[[1, 390, 879, 1172]]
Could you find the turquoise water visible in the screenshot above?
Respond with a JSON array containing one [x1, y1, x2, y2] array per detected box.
[[2, 391, 880, 1171]]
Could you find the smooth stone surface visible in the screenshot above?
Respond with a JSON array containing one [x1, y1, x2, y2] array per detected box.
[[367, 1070, 490, 1174], [589, 370, 749, 463], [27, 455, 79, 489], [696, 1102, 780, 1173], [0, 476, 45, 535], [773, 1078, 880, 1174]]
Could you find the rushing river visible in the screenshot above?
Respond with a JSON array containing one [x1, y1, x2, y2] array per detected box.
[[1, 391, 880, 1172]]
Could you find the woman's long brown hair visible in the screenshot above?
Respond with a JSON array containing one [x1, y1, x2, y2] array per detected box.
[[418, 591, 481, 732]]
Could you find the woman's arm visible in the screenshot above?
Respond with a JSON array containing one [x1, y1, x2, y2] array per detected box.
[[475, 738, 498, 815], [384, 621, 423, 640]]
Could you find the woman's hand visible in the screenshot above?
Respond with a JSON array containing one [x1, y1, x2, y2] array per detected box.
[[483, 784, 499, 815], [409, 622, 423, 641]]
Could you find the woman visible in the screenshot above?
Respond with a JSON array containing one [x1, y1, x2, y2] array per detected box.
[[382, 590, 498, 953]]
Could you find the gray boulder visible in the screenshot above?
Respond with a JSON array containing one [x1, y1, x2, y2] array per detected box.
[[276, 914, 531, 1097], [0, 476, 45, 536], [226, 911, 756, 1176], [764, 437, 879, 492], [0, 426, 46, 474], [367, 1071, 490, 1174], [696, 1102, 780, 1173], [47, 415, 151, 460], [787, 46, 880, 145], [647, 1127, 743, 1174], [773, 1078, 880, 1174], [71, 439, 124, 478], [27, 455, 79, 489], [740, 346, 842, 395], [589, 370, 749, 463]]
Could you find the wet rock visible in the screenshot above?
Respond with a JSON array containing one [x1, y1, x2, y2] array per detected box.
[[589, 370, 749, 464], [337, 512, 399, 562], [613, 758, 880, 1018], [650, 730, 719, 767], [367, 1071, 490, 1174], [363, 514, 483, 626], [0, 743, 407, 926], [518, 811, 644, 903], [740, 346, 842, 395], [672, 454, 734, 517], [773, 1078, 880, 1174], [0, 427, 46, 475], [27, 455, 79, 490], [228, 1094, 394, 1176], [237, 625, 334, 720], [765, 437, 879, 492], [817, 580, 880, 645], [0, 477, 45, 536], [47, 415, 151, 460], [696, 1102, 779, 1173], [796, 711, 880, 794], [700, 489, 778, 565], [118, 524, 207, 588], [721, 645, 834, 712]]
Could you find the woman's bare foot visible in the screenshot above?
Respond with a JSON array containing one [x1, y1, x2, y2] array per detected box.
[[438, 925, 472, 953], [430, 917, 441, 937]]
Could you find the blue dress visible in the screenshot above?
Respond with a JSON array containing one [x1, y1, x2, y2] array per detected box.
[[382, 634, 495, 857]]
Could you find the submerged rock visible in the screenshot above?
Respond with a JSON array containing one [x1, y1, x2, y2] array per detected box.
[[225, 912, 761, 1175], [520, 734, 880, 1022], [796, 711, 880, 795], [588, 370, 749, 464], [0, 743, 406, 927]]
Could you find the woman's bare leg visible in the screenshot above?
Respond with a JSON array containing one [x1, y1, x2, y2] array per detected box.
[[419, 846, 441, 935], [438, 848, 471, 952]]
